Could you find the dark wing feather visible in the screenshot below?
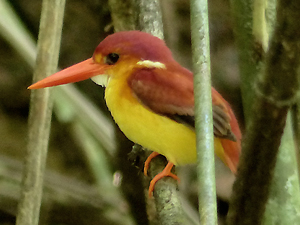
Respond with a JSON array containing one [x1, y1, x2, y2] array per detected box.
[[169, 105, 236, 141], [128, 66, 236, 141]]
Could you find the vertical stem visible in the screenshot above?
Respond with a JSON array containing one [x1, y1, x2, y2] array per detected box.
[[16, 1, 65, 225], [190, 0, 217, 224], [137, 0, 164, 39]]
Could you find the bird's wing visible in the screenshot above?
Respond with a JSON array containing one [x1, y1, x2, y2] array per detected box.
[[211, 88, 241, 173], [127, 67, 237, 141]]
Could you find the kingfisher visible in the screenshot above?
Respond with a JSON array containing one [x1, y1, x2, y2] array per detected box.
[[29, 31, 241, 197]]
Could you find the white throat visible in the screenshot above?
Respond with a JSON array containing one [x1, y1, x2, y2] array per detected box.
[[91, 74, 110, 87]]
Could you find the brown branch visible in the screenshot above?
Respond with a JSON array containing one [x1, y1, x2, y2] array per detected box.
[[227, 0, 300, 224]]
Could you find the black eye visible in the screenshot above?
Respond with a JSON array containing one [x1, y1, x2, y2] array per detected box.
[[105, 53, 119, 65]]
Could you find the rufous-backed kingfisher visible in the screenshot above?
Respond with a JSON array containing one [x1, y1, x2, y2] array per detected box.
[[29, 31, 241, 197]]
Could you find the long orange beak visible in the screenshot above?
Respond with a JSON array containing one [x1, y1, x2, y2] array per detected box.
[[28, 58, 109, 89]]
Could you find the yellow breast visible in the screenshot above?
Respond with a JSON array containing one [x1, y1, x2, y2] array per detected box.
[[104, 75, 197, 165]]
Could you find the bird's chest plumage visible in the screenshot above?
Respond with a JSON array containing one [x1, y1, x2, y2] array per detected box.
[[104, 76, 197, 165]]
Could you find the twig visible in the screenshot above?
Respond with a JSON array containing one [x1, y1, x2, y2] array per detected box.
[[136, 0, 164, 39], [190, 0, 217, 224], [16, 1, 66, 225]]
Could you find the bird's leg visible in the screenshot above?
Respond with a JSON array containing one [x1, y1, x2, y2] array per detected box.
[[144, 151, 160, 176], [148, 161, 179, 197], [144, 152, 179, 197]]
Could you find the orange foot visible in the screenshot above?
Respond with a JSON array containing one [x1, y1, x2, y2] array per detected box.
[[144, 152, 179, 197]]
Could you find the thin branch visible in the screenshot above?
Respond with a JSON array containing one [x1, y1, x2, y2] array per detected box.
[[15, 1, 66, 225], [190, 0, 217, 224], [227, 0, 300, 224], [136, 0, 164, 39]]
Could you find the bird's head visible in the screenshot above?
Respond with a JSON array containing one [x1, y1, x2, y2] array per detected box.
[[28, 31, 173, 89]]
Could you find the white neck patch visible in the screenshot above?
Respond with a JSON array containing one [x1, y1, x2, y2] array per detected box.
[[137, 60, 166, 69], [91, 74, 110, 87]]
